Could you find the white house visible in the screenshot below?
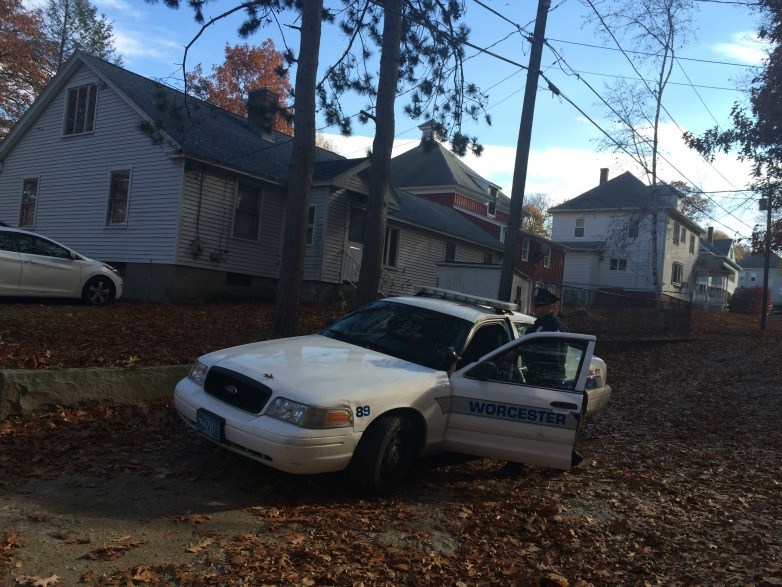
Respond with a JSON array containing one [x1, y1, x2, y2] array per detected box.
[[738, 252, 782, 308], [692, 227, 741, 311], [549, 169, 704, 305]]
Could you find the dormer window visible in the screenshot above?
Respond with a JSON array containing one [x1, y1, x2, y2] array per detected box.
[[63, 83, 98, 136]]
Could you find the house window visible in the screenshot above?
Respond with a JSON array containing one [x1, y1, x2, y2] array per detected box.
[[610, 257, 627, 271], [673, 222, 680, 245], [19, 178, 39, 228], [739, 274, 745, 283], [384, 227, 400, 267], [63, 83, 98, 135], [681, 227, 687, 244], [574, 218, 585, 238], [672, 262, 684, 284], [543, 252, 550, 268], [750, 272, 757, 283], [232, 183, 262, 240], [306, 205, 316, 245], [487, 199, 496, 218], [444, 241, 456, 262], [521, 238, 528, 261], [689, 234, 695, 254], [628, 219, 639, 238], [106, 170, 131, 226]]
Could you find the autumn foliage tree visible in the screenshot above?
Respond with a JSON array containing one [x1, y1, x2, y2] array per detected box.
[[522, 192, 552, 237], [187, 40, 293, 135], [0, 0, 56, 137]]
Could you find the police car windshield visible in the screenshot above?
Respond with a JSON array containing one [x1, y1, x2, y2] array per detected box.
[[321, 300, 472, 370]]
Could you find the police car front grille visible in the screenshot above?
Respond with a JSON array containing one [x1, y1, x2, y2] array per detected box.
[[204, 366, 272, 414]]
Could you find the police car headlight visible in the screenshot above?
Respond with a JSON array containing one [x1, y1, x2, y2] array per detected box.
[[265, 397, 353, 429], [187, 361, 209, 386]]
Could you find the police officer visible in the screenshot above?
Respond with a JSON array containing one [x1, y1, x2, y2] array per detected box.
[[496, 287, 567, 478], [527, 287, 568, 334]]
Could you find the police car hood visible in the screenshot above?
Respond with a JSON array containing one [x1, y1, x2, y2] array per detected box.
[[199, 334, 439, 404]]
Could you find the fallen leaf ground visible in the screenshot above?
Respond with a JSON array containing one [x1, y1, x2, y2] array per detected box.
[[0, 301, 780, 585]]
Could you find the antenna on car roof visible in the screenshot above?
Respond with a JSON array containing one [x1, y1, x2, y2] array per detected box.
[[417, 286, 518, 313]]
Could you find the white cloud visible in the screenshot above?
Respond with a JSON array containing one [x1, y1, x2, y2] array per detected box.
[[112, 29, 182, 63], [712, 32, 768, 65], [95, 0, 142, 17]]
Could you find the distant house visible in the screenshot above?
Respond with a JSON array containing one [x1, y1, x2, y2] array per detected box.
[[692, 227, 741, 311], [390, 121, 566, 311], [549, 169, 703, 304], [0, 52, 504, 303], [738, 251, 782, 308]]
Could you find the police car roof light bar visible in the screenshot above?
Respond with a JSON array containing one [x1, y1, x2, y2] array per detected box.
[[418, 286, 518, 313]]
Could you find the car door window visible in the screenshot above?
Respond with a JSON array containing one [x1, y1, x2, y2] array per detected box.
[[16, 234, 71, 259], [456, 322, 511, 370], [0, 233, 15, 251], [473, 338, 589, 391]]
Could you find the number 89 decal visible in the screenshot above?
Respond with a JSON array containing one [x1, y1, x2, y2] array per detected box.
[[355, 405, 371, 417]]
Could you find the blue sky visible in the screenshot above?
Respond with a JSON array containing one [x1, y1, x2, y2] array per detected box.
[[64, 0, 767, 240]]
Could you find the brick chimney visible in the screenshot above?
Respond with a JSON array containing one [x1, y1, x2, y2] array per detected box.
[[247, 88, 278, 140], [707, 226, 714, 243], [419, 120, 443, 143], [599, 168, 609, 184]]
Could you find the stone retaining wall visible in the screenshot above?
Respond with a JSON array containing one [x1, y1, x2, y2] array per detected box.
[[0, 365, 189, 419]]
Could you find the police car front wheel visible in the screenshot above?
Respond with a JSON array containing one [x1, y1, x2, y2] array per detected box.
[[348, 414, 418, 496]]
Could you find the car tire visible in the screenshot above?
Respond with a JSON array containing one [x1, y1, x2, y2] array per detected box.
[[82, 276, 115, 306], [348, 414, 418, 496]]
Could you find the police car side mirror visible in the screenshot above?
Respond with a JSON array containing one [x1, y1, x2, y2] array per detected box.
[[470, 361, 498, 381], [437, 346, 459, 370]]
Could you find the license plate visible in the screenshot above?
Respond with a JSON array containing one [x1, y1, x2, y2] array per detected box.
[[196, 409, 224, 442]]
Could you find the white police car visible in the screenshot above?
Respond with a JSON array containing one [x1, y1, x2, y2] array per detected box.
[[174, 287, 610, 494]]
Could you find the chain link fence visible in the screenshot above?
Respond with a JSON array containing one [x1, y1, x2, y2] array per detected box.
[[557, 285, 692, 338]]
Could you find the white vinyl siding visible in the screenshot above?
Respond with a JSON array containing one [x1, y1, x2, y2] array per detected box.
[[0, 65, 183, 263], [177, 166, 285, 278]]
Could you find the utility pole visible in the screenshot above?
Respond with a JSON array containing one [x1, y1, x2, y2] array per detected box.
[[498, 0, 551, 302], [760, 192, 774, 330]]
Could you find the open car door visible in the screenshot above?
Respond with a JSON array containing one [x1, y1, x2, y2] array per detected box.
[[442, 332, 596, 470]]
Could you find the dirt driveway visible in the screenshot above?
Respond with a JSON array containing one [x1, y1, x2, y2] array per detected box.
[[1, 314, 781, 585]]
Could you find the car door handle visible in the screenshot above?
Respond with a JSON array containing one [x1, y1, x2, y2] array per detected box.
[[550, 401, 578, 410]]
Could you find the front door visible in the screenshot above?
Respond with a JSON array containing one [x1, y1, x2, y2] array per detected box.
[[443, 332, 596, 470]]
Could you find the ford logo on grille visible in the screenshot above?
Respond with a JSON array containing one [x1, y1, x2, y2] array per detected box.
[[224, 385, 239, 395]]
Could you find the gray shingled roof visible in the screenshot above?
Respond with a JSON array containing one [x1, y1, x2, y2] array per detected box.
[[549, 171, 681, 211], [80, 53, 343, 183], [390, 140, 510, 206], [390, 188, 502, 249], [694, 252, 732, 272], [739, 252, 782, 269]]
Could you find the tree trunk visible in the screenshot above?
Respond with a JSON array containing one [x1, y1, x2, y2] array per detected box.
[[352, 0, 403, 310], [270, 0, 322, 338]]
